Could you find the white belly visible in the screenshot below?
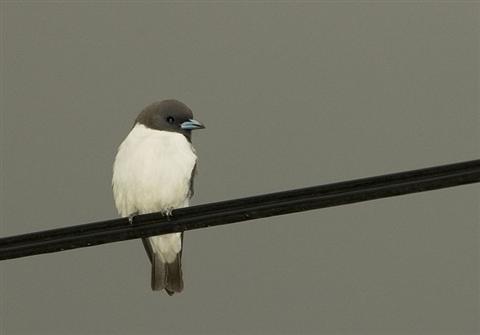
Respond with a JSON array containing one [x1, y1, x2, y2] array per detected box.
[[112, 124, 197, 262]]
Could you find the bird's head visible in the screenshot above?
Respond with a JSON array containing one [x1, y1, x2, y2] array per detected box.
[[135, 99, 205, 141]]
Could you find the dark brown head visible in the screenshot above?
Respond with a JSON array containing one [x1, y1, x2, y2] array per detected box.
[[135, 99, 205, 141]]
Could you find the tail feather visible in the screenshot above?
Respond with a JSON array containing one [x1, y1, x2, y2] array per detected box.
[[165, 255, 183, 295], [151, 255, 167, 290], [143, 237, 184, 294]]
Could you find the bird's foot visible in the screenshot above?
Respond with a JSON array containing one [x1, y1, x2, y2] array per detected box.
[[164, 208, 174, 219], [128, 212, 139, 225]]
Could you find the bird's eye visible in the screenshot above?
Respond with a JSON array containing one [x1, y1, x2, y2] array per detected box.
[[166, 116, 175, 124]]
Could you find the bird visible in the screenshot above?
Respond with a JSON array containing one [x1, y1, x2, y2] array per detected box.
[[112, 99, 205, 295]]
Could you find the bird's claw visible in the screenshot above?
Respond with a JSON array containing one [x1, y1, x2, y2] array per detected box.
[[128, 212, 138, 225], [164, 208, 174, 218]]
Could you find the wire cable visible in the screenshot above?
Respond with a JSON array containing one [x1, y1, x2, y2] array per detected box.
[[1, 159, 479, 261]]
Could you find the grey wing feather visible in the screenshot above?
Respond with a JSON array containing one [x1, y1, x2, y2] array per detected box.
[[142, 238, 153, 263], [188, 163, 197, 198]]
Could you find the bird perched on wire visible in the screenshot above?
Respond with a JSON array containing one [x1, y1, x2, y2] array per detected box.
[[112, 99, 205, 295]]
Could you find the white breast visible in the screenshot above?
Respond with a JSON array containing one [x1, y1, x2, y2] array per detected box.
[[112, 123, 197, 217]]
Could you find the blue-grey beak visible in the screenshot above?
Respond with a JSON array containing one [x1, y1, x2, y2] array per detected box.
[[181, 119, 205, 130]]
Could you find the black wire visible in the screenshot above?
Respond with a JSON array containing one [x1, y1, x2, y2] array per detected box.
[[1, 159, 479, 261]]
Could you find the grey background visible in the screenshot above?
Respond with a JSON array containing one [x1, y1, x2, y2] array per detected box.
[[0, 2, 479, 335]]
